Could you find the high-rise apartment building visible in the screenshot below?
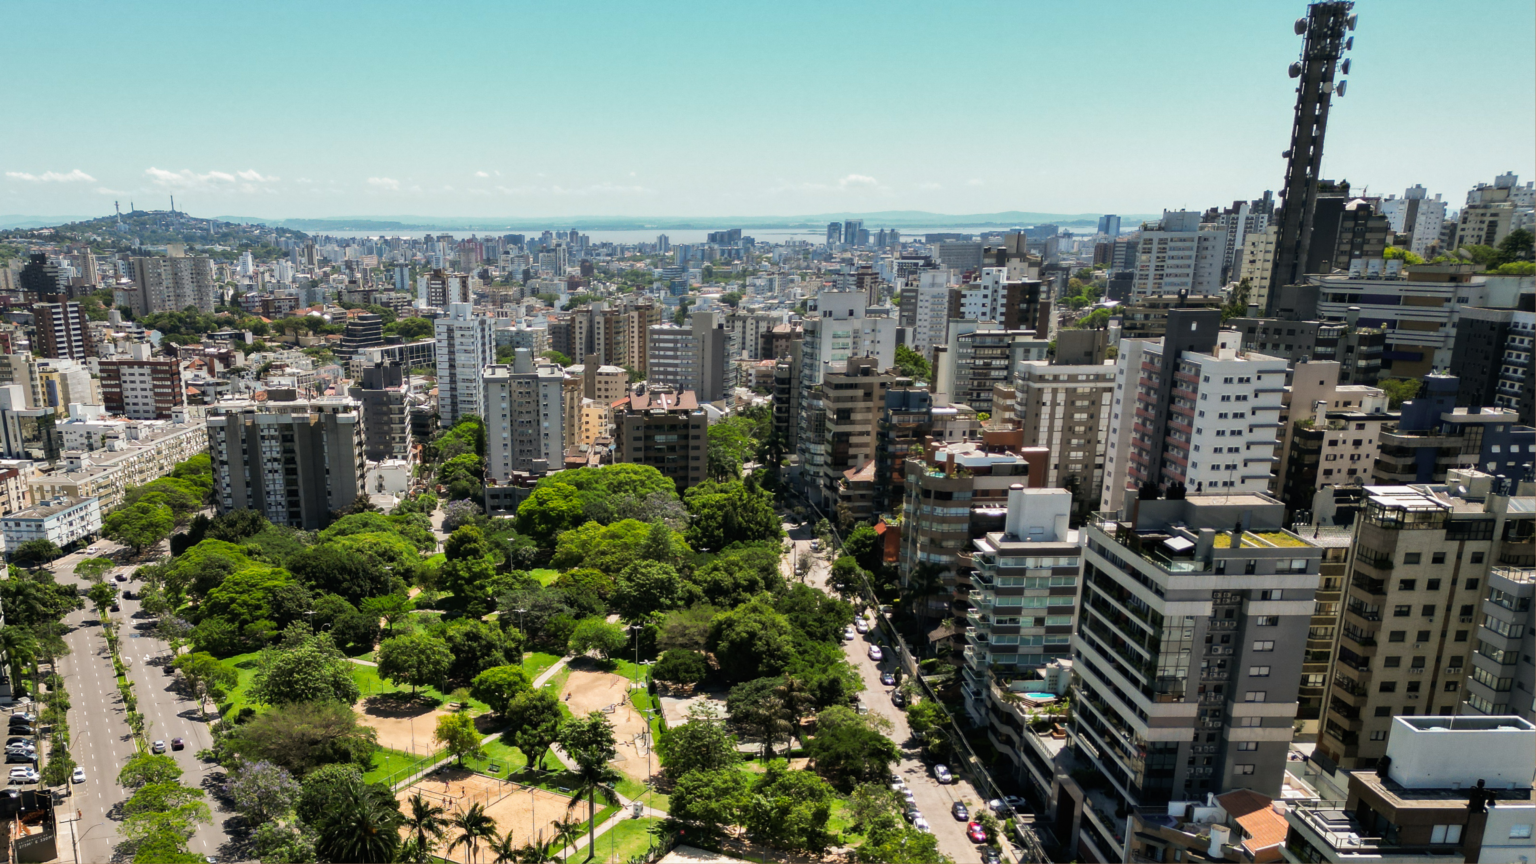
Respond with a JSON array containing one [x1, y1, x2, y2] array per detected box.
[[483, 349, 564, 481], [348, 362, 412, 462], [936, 241, 983, 276], [205, 397, 367, 530], [1449, 304, 1535, 425], [798, 290, 897, 394], [0, 354, 42, 409], [825, 222, 842, 247], [338, 313, 384, 360], [1075, 493, 1322, 824], [801, 357, 895, 512], [935, 325, 1048, 414], [1100, 311, 1286, 508], [1315, 471, 1533, 771], [1012, 359, 1116, 516], [1464, 565, 1535, 724], [1116, 293, 1225, 341], [613, 386, 708, 491], [1131, 211, 1227, 297], [126, 255, 216, 315], [647, 312, 726, 402], [419, 270, 471, 308], [909, 271, 958, 356], [1227, 315, 1385, 386], [957, 268, 1050, 335], [1097, 214, 1121, 238], [32, 302, 93, 360], [1276, 361, 1390, 516], [1380, 185, 1448, 258], [434, 303, 495, 428], [1236, 225, 1279, 310], [98, 343, 184, 420]]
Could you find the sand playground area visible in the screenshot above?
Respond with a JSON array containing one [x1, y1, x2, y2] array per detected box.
[[561, 668, 654, 782], [398, 767, 577, 862], [357, 695, 493, 756]]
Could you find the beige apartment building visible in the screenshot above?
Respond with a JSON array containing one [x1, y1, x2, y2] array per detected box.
[[28, 417, 208, 512], [1316, 470, 1534, 772]]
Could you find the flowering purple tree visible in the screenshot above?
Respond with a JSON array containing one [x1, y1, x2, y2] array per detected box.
[[441, 499, 482, 534], [223, 759, 301, 825]]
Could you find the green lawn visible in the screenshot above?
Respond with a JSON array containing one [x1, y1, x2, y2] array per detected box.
[[215, 651, 263, 718], [522, 651, 562, 681], [591, 817, 664, 862], [363, 746, 427, 786], [530, 568, 560, 586], [549, 803, 623, 856]]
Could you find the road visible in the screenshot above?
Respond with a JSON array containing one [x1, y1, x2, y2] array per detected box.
[[52, 541, 237, 862], [779, 515, 1000, 864]]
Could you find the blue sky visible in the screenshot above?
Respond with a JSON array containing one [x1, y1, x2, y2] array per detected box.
[[3, 0, 1531, 220]]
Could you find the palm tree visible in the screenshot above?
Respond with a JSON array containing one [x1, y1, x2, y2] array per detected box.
[[551, 819, 584, 857], [316, 780, 403, 864], [0, 627, 37, 693], [564, 764, 620, 861], [486, 827, 521, 864], [448, 802, 498, 864], [403, 792, 448, 859]]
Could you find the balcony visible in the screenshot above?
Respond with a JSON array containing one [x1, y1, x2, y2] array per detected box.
[[1288, 800, 1466, 859]]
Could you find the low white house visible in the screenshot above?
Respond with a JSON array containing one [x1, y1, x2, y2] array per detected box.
[[1, 495, 102, 555]]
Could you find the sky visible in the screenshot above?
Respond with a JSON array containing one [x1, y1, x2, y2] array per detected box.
[[3, 0, 1532, 222]]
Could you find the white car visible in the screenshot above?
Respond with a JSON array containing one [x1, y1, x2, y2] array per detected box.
[[843, 627, 856, 642], [868, 645, 883, 661], [85, 547, 97, 555], [810, 539, 821, 551], [933, 764, 953, 784], [71, 767, 85, 784], [152, 740, 166, 754], [912, 816, 932, 833], [855, 620, 869, 634], [7, 768, 37, 784], [901, 788, 917, 805]]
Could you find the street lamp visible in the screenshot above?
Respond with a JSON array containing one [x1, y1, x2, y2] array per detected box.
[[514, 607, 527, 634], [76, 821, 107, 864]]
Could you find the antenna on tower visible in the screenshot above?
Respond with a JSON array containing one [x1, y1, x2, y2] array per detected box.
[[170, 195, 176, 214]]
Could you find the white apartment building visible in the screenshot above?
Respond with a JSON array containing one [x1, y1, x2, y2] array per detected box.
[[1380, 185, 1448, 258], [1102, 321, 1286, 507], [911, 271, 954, 355], [483, 350, 564, 482], [1274, 360, 1389, 494], [798, 290, 897, 387], [1, 495, 102, 554], [434, 303, 495, 428], [30, 416, 208, 512], [1131, 210, 1228, 297]]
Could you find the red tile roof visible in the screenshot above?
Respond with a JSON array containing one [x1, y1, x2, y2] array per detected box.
[[1216, 789, 1287, 858]]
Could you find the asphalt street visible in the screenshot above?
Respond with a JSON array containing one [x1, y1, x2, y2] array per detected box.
[[52, 540, 235, 862], [780, 516, 1005, 864]]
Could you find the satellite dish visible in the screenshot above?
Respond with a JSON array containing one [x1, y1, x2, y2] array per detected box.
[[1289, 62, 1302, 78], [1346, 37, 1353, 50], [1347, 14, 1358, 29], [1341, 58, 1351, 74], [1336, 80, 1347, 97], [1295, 18, 1307, 34]]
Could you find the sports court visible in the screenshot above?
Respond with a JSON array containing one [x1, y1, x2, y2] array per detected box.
[[397, 766, 577, 862], [561, 669, 654, 782]]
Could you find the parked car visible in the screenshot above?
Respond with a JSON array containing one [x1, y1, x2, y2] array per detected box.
[[8, 768, 37, 784], [5, 744, 35, 754], [854, 699, 869, 716], [843, 627, 856, 642], [5, 738, 30, 747], [71, 767, 85, 784], [951, 801, 969, 821], [123, 590, 134, 599], [810, 539, 821, 552], [933, 764, 953, 784], [85, 547, 98, 555], [109, 603, 120, 612], [9, 713, 35, 724], [880, 671, 897, 686], [6, 727, 32, 738], [867, 645, 883, 661], [171, 738, 185, 751], [114, 572, 127, 582], [151, 740, 166, 754], [967, 822, 988, 843], [5, 753, 36, 764], [854, 620, 869, 634], [912, 816, 932, 833], [981, 847, 1002, 864], [988, 796, 1028, 816], [891, 690, 907, 708]]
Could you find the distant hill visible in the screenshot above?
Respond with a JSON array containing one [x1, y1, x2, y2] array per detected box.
[[1, 210, 309, 251]]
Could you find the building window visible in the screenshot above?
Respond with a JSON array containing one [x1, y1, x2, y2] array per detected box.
[[1236, 741, 1258, 751], [1234, 764, 1255, 775], [1244, 691, 1267, 702], [1429, 825, 1463, 844], [1374, 706, 1392, 717], [1379, 681, 1397, 693], [1249, 666, 1271, 677], [1394, 605, 1411, 617], [1255, 616, 1278, 627], [1252, 641, 1275, 652], [1398, 580, 1416, 591], [1431, 552, 1446, 565], [1370, 730, 1387, 741], [1403, 553, 1421, 565]]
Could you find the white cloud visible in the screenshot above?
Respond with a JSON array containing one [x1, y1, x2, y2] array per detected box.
[[492, 182, 653, 197], [145, 167, 278, 193], [767, 173, 890, 196], [367, 177, 401, 191], [917, 181, 943, 191], [6, 169, 96, 183], [475, 171, 490, 178], [838, 174, 878, 188]]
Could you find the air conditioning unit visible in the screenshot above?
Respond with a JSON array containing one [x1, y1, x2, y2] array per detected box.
[[1413, 643, 1424, 649]]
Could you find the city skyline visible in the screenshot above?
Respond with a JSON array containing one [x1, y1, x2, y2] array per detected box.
[[3, 0, 1532, 220]]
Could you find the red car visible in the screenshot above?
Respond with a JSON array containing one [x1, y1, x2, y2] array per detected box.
[[171, 738, 185, 751], [967, 822, 988, 843]]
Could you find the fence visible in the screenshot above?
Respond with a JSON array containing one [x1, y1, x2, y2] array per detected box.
[[790, 487, 1053, 862], [379, 746, 450, 791]]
